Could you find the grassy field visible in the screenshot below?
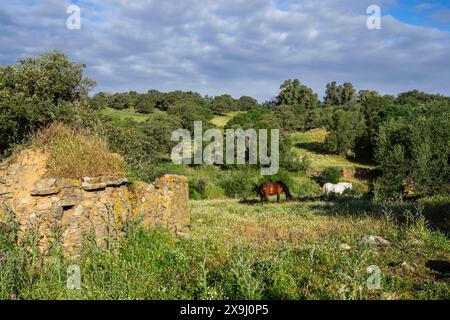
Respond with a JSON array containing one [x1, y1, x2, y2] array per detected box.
[[101, 107, 156, 123], [291, 129, 375, 171], [166, 124, 373, 199], [2, 109, 445, 300], [1, 198, 448, 299]]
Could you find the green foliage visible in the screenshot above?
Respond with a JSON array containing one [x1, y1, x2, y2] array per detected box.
[[324, 106, 366, 155], [273, 104, 307, 131], [321, 166, 342, 184], [211, 94, 239, 115], [103, 113, 182, 182], [324, 81, 356, 106], [220, 168, 259, 200], [340, 82, 356, 105], [109, 92, 133, 110], [374, 103, 450, 199], [135, 93, 156, 114], [1, 199, 449, 300], [0, 50, 96, 156], [167, 103, 213, 132], [225, 107, 271, 129], [357, 90, 379, 104], [238, 95, 258, 110], [89, 92, 110, 110], [189, 178, 208, 200], [256, 168, 295, 190], [395, 90, 450, 106], [276, 79, 319, 109], [324, 81, 341, 106], [279, 136, 310, 173]]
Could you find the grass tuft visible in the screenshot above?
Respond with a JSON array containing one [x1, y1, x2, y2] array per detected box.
[[34, 122, 125, 178]]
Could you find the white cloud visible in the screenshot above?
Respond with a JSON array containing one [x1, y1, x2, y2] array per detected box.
[[0, 0, 449, 101]]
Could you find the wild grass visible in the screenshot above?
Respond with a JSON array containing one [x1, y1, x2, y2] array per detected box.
[[100, 107, 156, 123], [0, 199, 448, 300], [34, 123, 125, 178]]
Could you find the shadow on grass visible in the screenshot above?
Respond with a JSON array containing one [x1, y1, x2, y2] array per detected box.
[[295, 142, 377, 170], [295, 142, 328, 154], [238, 192, 449, 236], [239, 199, 262, 206], [426, 260, 450, 279], [308, 196, 450, 236]]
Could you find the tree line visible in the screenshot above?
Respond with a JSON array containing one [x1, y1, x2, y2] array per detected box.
[[1, 50, 448, 200]]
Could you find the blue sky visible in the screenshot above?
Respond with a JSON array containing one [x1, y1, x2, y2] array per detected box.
[[385, 0, 450, 31], [1, 0, 449, 101]]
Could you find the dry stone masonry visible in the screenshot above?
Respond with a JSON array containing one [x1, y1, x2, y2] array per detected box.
[[0, 148, 190, 256]]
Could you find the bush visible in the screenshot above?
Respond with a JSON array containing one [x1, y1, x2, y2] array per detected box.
[[189, 178, 208, 200], [205, 181, 225, 199], [220, 168, 258, 200], [321, 167, 341, 184]]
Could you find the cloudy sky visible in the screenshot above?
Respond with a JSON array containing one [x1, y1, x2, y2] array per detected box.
[[1, 0, 449, 101]]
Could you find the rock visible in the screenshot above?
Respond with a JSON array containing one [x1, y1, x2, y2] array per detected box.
[[0, 176, 13, 186], [52, 205, 63, 217], [400, 261, 414, 272], [0, 186, 11, 196], [57, 178, 81, 189], [100, 177, 129, 187], [19, 197, 31, 205], [35, 178, 57, 190], [73, 205, 84, 217], [60, 191, 82, 207], [31, 187, 61, 196], [381, 292, 398, 300], [35, 198, 53, 210], [340, 243, 352, 251], [81, 182, 107, 191], [362, 235, 391, 246]]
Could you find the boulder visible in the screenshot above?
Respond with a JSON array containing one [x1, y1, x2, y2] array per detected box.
[[361, 235, 391, 246]]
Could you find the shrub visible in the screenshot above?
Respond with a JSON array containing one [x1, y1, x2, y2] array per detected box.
[[220, 168, 258, 200], [321, 167, 341, 184], [205, 181, 225, 199], [35, 123, 125, 178], [189, 178, 208, 200]]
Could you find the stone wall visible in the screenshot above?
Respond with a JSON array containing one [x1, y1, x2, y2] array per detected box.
[[0, 148, 190, 256]]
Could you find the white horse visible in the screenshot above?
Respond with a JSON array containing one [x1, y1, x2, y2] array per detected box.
[[323, 182, 352, 195]]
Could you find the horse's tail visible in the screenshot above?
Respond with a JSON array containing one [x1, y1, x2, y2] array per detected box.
[[256, 183, 264, 197]]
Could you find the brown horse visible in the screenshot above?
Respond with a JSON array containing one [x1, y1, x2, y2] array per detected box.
[[258, 181, 293, 204]]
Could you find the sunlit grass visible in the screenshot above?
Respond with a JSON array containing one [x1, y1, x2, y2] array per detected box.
[[291, 128, 375, 170], [35, 123, 125, 178], [211, 111, 244, 130], [101, 107, 156, 123], [1, 198, 448, 300]]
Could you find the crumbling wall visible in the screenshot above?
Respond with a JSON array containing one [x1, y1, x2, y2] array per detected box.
[[0, 148, 190, 256], [133, 175, 190, 236]]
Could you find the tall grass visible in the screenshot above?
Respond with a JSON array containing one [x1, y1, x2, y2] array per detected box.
[[0, 199, 448, 300], [35, 123, 125, 178]]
